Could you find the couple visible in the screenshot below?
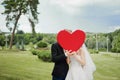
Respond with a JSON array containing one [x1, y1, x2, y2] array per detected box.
[[51, 30, 96, 80]]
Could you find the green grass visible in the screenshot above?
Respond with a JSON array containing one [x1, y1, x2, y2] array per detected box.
[[0, 50, 120, 80], [93, 53, 120, 80], [0, 50, 53, 80]]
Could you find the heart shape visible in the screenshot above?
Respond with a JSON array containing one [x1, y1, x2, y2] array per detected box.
[[57, 29, 86, 52]]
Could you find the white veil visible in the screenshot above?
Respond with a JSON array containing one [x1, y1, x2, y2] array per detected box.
[[82, 44, 96, 80]]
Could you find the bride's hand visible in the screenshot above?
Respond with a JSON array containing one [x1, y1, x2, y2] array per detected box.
[[72, 51, 81, 59], [72, 52, 78, 57]]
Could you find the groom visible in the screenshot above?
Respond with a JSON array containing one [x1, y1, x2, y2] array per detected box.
[[51, 29, 72, 80]]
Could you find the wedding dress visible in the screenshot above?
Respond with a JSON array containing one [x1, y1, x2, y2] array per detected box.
[[65, 44, 96, 80]]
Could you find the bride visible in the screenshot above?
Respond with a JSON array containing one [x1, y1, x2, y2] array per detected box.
[[65, 44, 96, 80]]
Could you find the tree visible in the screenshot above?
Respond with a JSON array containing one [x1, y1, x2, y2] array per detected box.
[[27, 0, 39, 36], [24, 33, 31, 45], [112, 33, 120, 52], [16, 30, 24, 34], [0, 35, 5, 49], [2, 0, 39, 49], [28, 18, 36, 36], [107, 29, 120, 52]]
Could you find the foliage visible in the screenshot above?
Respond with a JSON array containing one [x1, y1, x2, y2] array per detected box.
[[29, 34, 43, 44], [43, 34, 56, 44], [0, 28, 119, 52], [15, 30, 25, 50], [2, 0, 39, 49], [30, 38, 38, 44], [14, 33, 43, 45], [86, 29, 120, 52], [0, 35, 5, 47], [98, 48, 106, 51], [23, 34, 31, 45], [37, 50, 51, 62], [31, 50, 51, 62], [36, 34, 43, 41], [88, 49, 99, 54], [107, 29, 120, 52], [37, 41, 48, 48], [85, 36, 96, 49], [2, 33, 43, 47], [112, 33, 120, 52], [31, 49, 39, 55], [20, 40, 25, 50], [16, 30, 24, 34]]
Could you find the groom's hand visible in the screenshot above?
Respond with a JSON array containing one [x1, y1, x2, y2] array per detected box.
[[64, 50, 73, 57]]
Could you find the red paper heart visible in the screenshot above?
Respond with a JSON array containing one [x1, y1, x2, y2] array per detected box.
[[57, 30, 86, 52]]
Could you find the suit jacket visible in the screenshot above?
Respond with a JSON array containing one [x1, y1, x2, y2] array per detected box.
[[51, 42, 69, 78]]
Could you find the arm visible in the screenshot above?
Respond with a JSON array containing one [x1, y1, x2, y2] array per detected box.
[[66, 56, 71, 64], [51, 44, 67, 63], [64, 50, 72, 64], [73, 48, 86, 66]]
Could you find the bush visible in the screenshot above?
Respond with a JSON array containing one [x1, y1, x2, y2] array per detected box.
[[111, 48, 116, 52], [30, 38, 37, 44], [99, 48, 106, 51], [0, 35, 5, 47], [36, 34, 43, 41], [89, 49, 99, 54], [37, 41, 48, 48], [37, 50, 51, 62], [24, 34, 31, 45], [31, 50, 39, 55], [94, 50, 99, 54], [31, 50, 51, 62]]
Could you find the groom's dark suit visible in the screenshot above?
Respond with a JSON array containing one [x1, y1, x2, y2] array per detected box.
[[51, 42, 69, 79]]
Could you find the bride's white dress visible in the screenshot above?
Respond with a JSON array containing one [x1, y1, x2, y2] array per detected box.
[[65, 55, 88, 80], [65, 44, 96, 80]]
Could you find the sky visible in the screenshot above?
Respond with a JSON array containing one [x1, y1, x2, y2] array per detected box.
[[0, 0, 120, 33]]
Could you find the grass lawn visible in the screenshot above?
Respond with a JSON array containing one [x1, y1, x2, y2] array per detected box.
[[0, 50, 120, 80], [0, 50, 53, 80], [93, 53, 120, 80]]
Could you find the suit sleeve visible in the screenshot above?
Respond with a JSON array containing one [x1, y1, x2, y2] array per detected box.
[[51, 44, 67, 62]]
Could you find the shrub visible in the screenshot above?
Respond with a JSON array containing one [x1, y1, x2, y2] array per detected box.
[[89, 49, 99, 54], [94, 50, 99, 54], [31, 50, 51, 62], [31, 50, 39, 55], [36, 34, 43, 41], [30, 38, 37, 44], [99, 48, 106, 51], [37, 50, 51, 62], [0, 35, 5, 47], [37, 41, 48, 48]]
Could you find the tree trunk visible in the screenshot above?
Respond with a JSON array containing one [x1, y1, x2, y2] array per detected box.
[[28, 18, 36, 36], [9, 11, 22, 49]]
